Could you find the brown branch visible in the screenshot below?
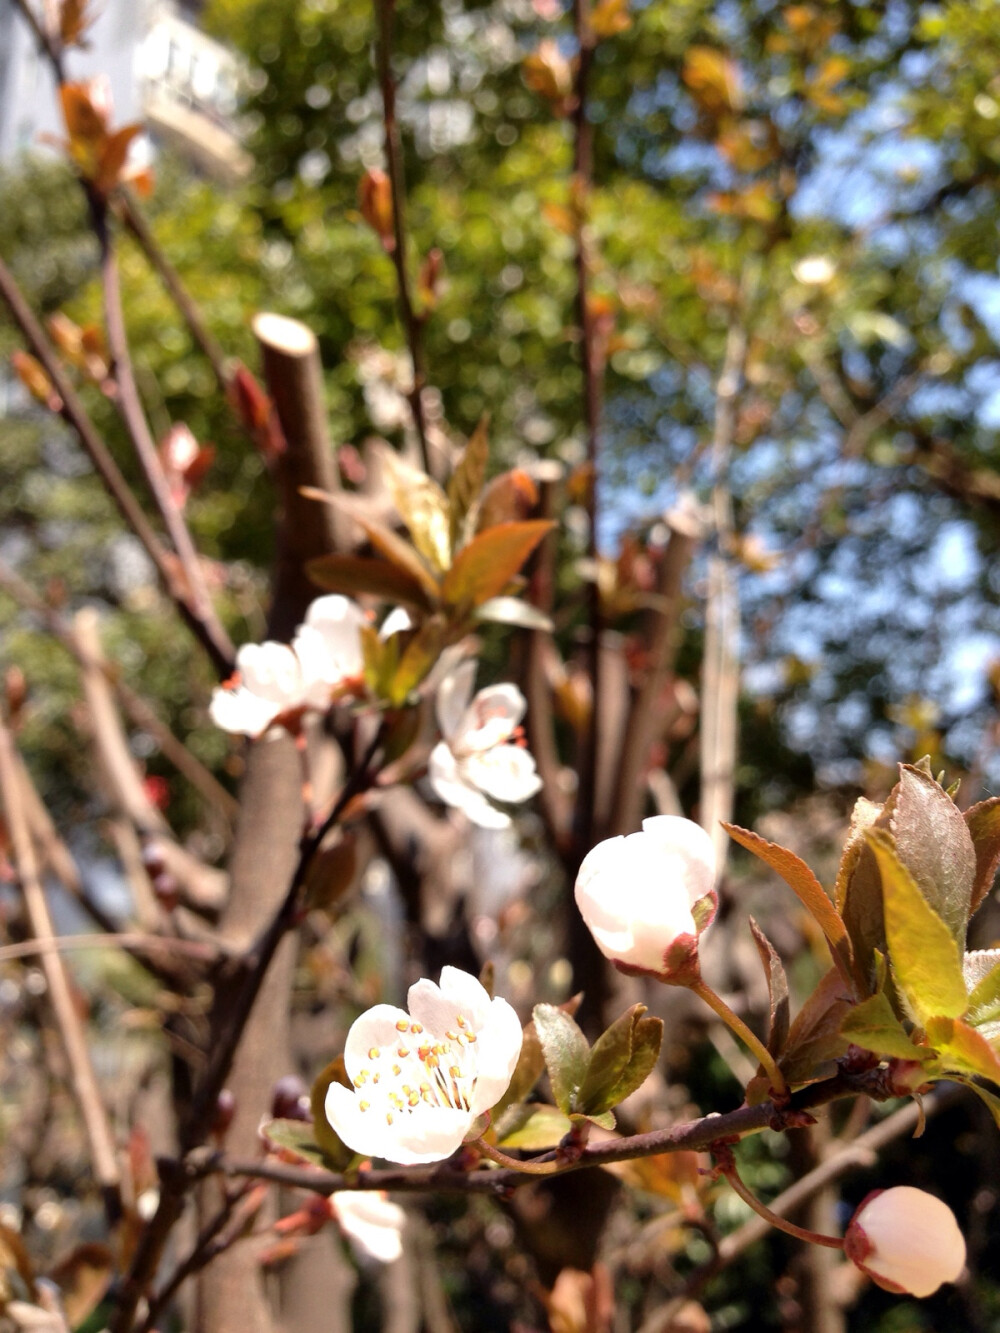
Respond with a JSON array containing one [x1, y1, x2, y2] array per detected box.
[[108, 726, 386, 1333], [0, 255, 233, 670], [91, 199, 235, 674], [700, 310, 748, 869], [570, 0, 604, 863], [75, 608, 228, 914], [523, 461, 573, 847], [0, 557, 238, 824], [0, 712, 122, 1211], [210, 1065, 916, 1200], [609, 502, 704, 836], [252, 311, 346, 627], [375, 0, 432, 475]]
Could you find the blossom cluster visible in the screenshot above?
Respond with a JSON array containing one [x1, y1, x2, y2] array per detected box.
[[210, 595, 370, 737]]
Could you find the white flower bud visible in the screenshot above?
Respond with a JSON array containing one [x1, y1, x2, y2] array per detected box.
[[574, 816, 717, 978], [845, 1186, 966, 1298]]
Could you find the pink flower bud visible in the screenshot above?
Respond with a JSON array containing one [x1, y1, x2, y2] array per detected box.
[[574, 816, 717, 979], [844, 1187, 966, 1298]]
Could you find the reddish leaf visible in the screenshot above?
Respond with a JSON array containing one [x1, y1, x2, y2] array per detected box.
[[965, 795, 1000, 914], [779, 967, 854, 1086], [306, 553, 434, 609], [723, 823, 858, 995], [748, 916, 790, 1058], [442, 519, 555, 609]]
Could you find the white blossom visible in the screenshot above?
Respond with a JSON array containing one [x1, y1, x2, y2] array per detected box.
[[330, 1191, 406, 1264], [844, 1186, 966, 1298], [209, 596, 366, 737], [428, 662, 542, 828], [325, 966, 523, 1165], [574, 816, 718, 977]]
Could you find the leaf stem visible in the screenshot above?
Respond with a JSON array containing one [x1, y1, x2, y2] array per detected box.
[[689, 978, 789, 1099]]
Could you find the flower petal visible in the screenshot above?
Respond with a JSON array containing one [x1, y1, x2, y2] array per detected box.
[[468, 996, 524, 1116], [238, 641, 304, 704], [331, 1191, 405, 1264], [342, 1004, 414, 1085], [435, 661, 477, 741], [461, 745, 542, 803], [209, 685, 282, 737], [456, 684, 527, 752], [428, 743, 512, 828]]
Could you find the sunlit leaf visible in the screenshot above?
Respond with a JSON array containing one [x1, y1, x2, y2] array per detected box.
[[376, 443, 452, 574], [533, 1002, 590, 1115], [886, 764, 975, 947], [867, 830, 968, 1024], [965, 795, 1000, 914], [839, 991, 932, 1062], [577, 1004, 662, 1115], [748, 916, 790, 1057], [306, 553, 434, 609], [496, 1103, 572, 1149], [442, 519, 555, 610], [447, 414, 490, 549], [723, 823, 857, 994], [925, 1016, 1000, 1085]]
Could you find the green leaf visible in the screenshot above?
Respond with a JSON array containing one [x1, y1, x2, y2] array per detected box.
[[305, 553, 434, 609], [572, 1110, 617, 1130], [867, 830, 968, 1024], [576, 1004, 663, 1115], [376, 443, 453, 574], [448, 413, 490, 550], [259, 1117, 350, 1171], [532, 1002, 591, 1114], [388, 617, 446, 703], [496, 1103, 573, 1149], [779, 967, 855, 1085], [723, 823, 857, 994], [964, 951, 1000, 1042], [964, 796, 1000, 914], [886, 764, 975, 947], [441, 520, 555, 610], [925, 1016, 1000, 1085], [309, 1058, 356, 1169], [474, 596, 554, 632], [839, 991, 932, 1062], [748, 916, 790, 1058]]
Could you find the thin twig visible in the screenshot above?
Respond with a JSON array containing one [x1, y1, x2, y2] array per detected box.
[[211, 1064, 920, 1200], [0, 556, 238, 823], [700, 303, 749, 870], [0, 932, 220, 965], [571, 0, 604, 861], [90, 198, 235, 674], [0, 256, 229, 668], [375, 0, 432, 475], [0, 713, 122, 1211]]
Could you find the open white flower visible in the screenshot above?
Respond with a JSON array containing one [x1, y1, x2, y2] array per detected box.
[[575, 816, 718, 978], [210, 596, 366, 737], [330, 1191, 406, 1264], [325, 966, 523, 1165], [428, 662, 542, 828], [844, 1186, 966, 1298]]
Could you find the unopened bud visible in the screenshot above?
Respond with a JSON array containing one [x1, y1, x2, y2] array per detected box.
[[844, 1186, 966, 1298], [271, 1075, 310, 1122], [151, 872, 179, 912], [212, 1089, 237, 1140], [359, 168, 395, 251]]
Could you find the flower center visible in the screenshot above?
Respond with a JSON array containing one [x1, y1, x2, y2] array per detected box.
[[352, 1014, 480, 1126]]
